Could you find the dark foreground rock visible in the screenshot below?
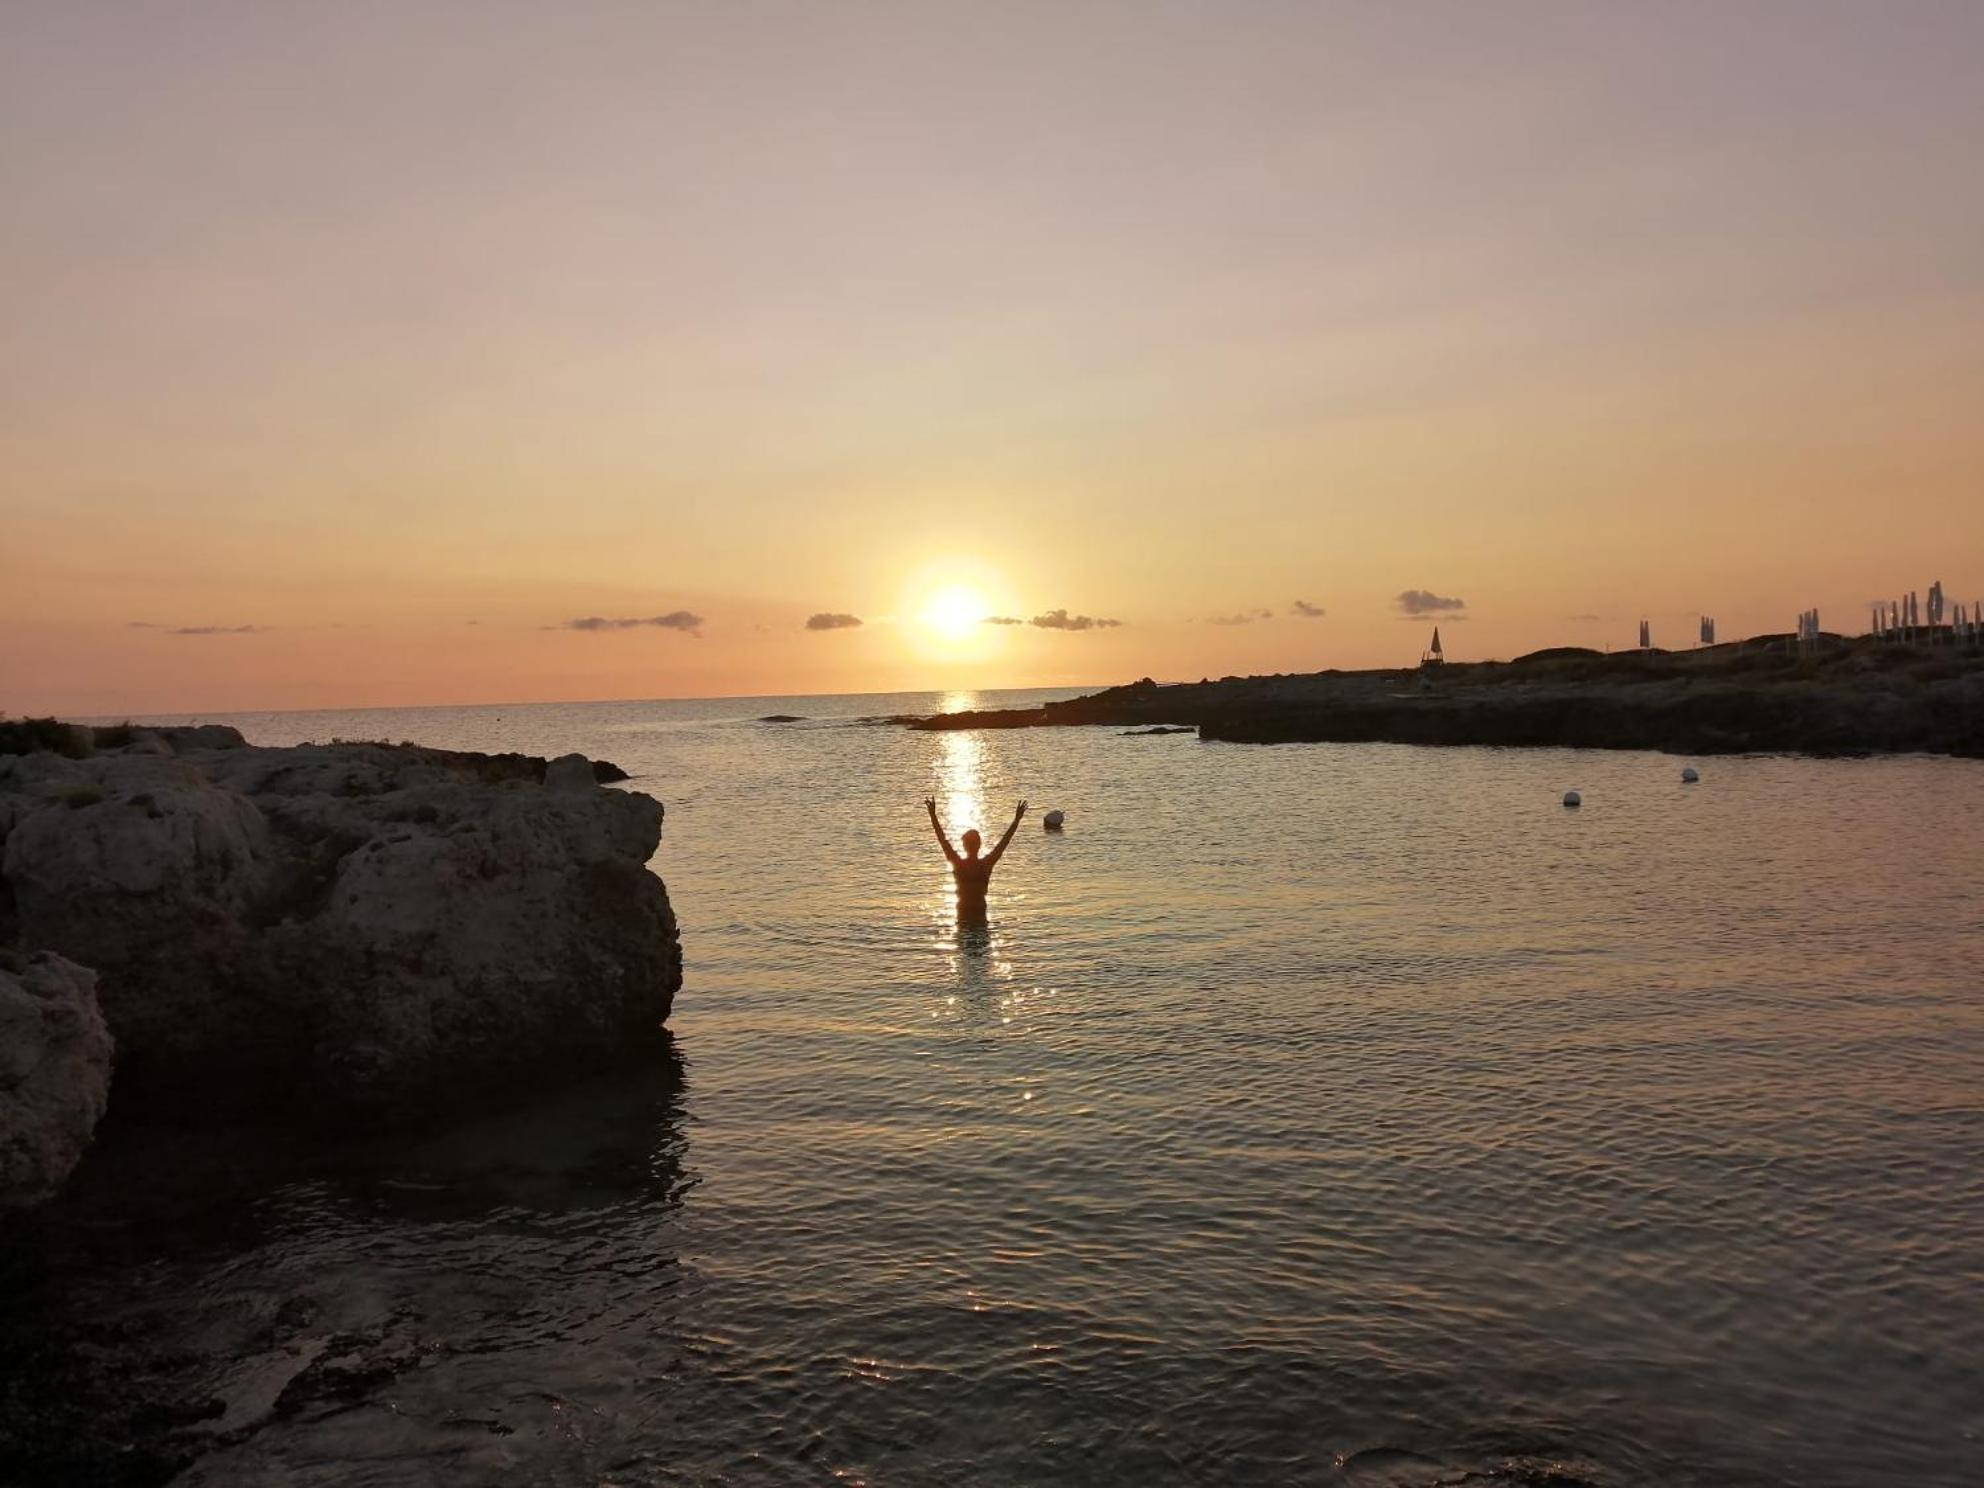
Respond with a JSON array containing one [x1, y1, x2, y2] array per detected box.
[[0, 727, 681, 1138], [1, 719, 633, 782], [912, 643, 1984, 758], [0, 953, 112, 1209], [0, 1048, 687, 1485]]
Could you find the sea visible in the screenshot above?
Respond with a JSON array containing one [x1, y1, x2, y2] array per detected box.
[[17, 688, 1984, 1486]]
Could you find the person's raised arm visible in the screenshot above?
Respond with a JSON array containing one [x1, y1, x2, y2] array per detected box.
[[986, 799, 1028, 865], [924, 797, 961, 864]]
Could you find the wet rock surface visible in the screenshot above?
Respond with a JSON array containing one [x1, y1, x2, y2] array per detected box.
[[0, 1052, 688, 1486]]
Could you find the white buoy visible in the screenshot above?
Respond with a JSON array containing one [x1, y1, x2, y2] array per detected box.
[[1562, 790, 1581, 808], [1681, 767, 1700, 783], [1043, 809, 1066, 830]]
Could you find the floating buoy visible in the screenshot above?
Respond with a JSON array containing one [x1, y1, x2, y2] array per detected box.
[[1043, 809, 1066, 830], [1681, 767, 1700, 783], [1562, 790, 1581, 808]]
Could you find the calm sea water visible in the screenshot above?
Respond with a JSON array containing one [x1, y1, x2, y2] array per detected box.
[[32, 691, 1984, 1485]]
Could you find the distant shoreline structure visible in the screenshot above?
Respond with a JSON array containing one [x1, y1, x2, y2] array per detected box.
[[909, 629, 1984, 759]]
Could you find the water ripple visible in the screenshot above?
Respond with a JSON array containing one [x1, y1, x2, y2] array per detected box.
[[19, 692, 1984, 1487]]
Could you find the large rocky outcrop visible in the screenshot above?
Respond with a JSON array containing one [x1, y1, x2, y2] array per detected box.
[[0, 728, 680, 1126], [0, 952, 112, 1208]]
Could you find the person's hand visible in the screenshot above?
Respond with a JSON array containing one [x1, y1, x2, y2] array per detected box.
[[923, 796, 938, 813], [1014, 799, 1029, 817]]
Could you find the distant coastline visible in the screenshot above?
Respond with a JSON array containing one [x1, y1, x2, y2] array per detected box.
[[909, 637, 1984, 758]]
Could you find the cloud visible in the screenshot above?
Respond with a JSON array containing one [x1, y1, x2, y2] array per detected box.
[[983, 615, 1025, 626], [1206, 608, 1274, 626], [1568, 613, 1601, 623], [126, 621, 158, 629], [1394, 589, 1466, 615], [557, 612, 704, 636], [805, 612, 863, 631], [1028, 608, 1122, 631], [1289, 599, 1326, 618], [168, 624, 263, 635]]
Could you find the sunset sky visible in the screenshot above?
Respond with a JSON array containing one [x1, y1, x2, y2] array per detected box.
[[4, 2, 1981, 715]]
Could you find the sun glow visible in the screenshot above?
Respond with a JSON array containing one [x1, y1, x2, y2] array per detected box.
[[918, 585, 987, 641], [898, 560, 1012, 667]]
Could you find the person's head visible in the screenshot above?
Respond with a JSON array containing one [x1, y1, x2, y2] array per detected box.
[[961, 828, 982, 858]]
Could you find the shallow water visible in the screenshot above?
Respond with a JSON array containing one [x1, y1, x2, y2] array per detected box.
[[22, 691, 1984, 1485]]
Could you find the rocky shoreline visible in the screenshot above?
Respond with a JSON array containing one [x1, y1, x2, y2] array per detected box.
[[1, 721, 686, 1477], [1, 722, 682, 1210], [913, 641, 1984, 758]]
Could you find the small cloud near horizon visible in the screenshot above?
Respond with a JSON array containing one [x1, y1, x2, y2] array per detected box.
[[554, 611, 704, 637], [984, 615, 1024, 626], [1289, 599, 1326, 618], [1025, 608, 1122, 631], [1568, 613, 1601, 623], [1395, 589, 1467, 616], [1206, 608, 1274, 626], [129, 621, 265, 635], [805, 612, 863, 631]]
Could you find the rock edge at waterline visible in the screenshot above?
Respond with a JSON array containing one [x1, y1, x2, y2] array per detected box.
[[0, 724, 681, 1192]]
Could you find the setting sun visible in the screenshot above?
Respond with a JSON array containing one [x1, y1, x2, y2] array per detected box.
[[918, 585, 986, 641], [897, 570, 1012, 669]]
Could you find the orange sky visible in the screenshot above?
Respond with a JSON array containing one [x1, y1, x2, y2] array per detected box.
[[4, 2, 1981, 715]]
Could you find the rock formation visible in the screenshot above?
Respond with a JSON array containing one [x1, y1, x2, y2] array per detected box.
[[913, 644, 1984, 758], [0, 727, 680, 1144], [0, 952, 112, 1208]]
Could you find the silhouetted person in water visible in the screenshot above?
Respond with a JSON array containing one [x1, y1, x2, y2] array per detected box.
[[925, 797, 1026, 925]]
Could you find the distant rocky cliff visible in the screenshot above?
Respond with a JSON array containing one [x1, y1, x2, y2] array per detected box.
[[913, 644, 1984, 758], [0, 725, 681, 1205]]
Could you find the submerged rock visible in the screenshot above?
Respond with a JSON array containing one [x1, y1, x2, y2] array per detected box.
[[0, 952, 113, 1208], [0, 731, 681, 1130]]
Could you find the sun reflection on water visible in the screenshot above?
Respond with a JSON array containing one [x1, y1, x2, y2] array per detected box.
[[935, 726, 985, 845], [922, 724, 986, 936], [921, 698, 1035, 1012]]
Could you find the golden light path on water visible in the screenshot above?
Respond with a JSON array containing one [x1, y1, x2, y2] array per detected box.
[[928, 693, 1022, 1014], [934, 723, 985, 851]]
